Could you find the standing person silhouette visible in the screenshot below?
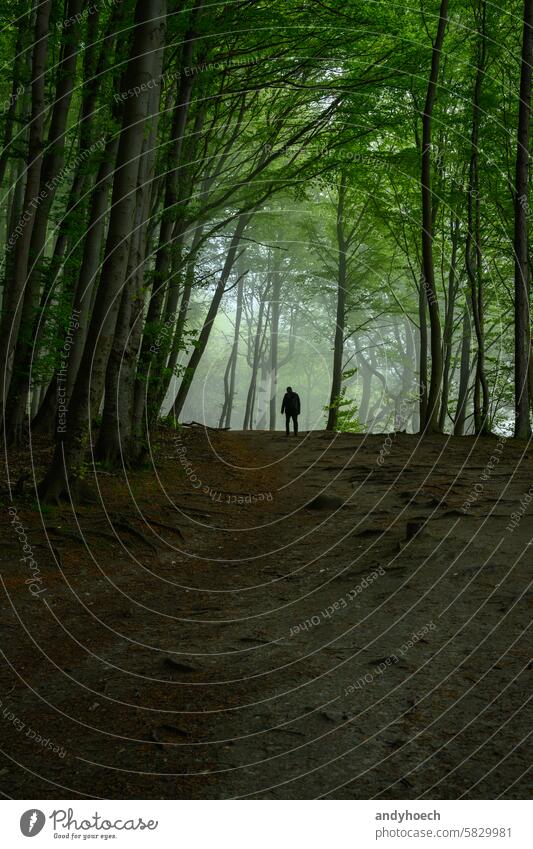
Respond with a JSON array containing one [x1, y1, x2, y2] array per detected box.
[[281, 386, 301, 435]]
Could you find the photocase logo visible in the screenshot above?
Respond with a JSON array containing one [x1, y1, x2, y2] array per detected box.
[[20, 809, 46, 837]]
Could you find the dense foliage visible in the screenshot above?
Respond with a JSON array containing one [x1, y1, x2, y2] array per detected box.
[[0, 0, 532, 500]]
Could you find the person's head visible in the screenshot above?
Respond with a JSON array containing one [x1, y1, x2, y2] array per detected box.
[[287, 386, 292, 393]]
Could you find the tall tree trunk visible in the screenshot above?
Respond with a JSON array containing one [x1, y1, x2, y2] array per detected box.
[[243, 292, 268, 431], [172, 212, 252, 420], [157, 110, 207, 398], [0, 4, 31, 189], [29, 4, 126, 421], [420, 0, 449, 432], [220, 351, 234, 429], [268, 256, 282, 431], [39, 0, 168, 501], [255, 357, 270, 429], [357, 349, 387, 430], [95, 170, 147, 465], [67, 137, 120, 400], [417, 272, 428, 429], [96, 33, 166, 466], [159, 227, 204, 408], [0, 0, 52, 410], [133, 5, 201, 432], [220, 270, 244, 428], [28, 4, 125, 406], [327, 175, 348, 431], [304, 369, 312, 430], [358, 355, 372, 426], [404, 318, 417, 432], [438, 214, 459, 431], [466, 0, 490, 434], [454, 299, 472, 435], [4, 0, 84, 443], [32, 135, 120, 437], [3, 156, 26, 309], [514, 0, 533, 438]]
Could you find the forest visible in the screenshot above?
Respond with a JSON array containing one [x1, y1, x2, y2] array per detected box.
[[0, 0, 531, 482], [0, 0, 532, 804]]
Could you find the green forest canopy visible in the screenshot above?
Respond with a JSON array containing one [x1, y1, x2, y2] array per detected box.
[[0, 0, 532, 501]]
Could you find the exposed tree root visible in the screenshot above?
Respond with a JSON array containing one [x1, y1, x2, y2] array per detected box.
[[182, 421, 230, 431]]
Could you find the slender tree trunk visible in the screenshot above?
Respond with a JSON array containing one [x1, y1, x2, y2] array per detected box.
[[256, 357, 270, 429], [305, 369, 312, 430], [220, 271, 244, 428], [404, 318, 417, 432], [0, 0, 52, 411], [454, 299, 472, 435], [172, 213, 252, 420], [327, 175, 348, 431], [220, 354, 234, 429], [465, 0, 490, 434], [528, 341, 533, 417], [133, 6, 200, 426], [243, 294, 268, 431], [133, 217, 206, 444], [268, 258, 282, 430], [514, 0, 533, 437], [439, 214, 459, 431], [3, 157, 26, 308], [358, 355, 372, 426], [163, 232, 202, 387], [418, 274, 428, 428], [160, 112, 207, 403], [420, 0, 449, 432], [0, 4, 30, 188]]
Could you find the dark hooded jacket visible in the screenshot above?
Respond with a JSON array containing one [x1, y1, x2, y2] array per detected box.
[[281, 390, 301, 416]]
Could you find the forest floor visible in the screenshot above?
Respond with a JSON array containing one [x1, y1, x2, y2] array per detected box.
[[0, 426, 531, 799]]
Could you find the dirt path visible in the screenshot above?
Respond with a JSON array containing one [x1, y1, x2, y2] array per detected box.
[[0, 428, 531, 798]]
